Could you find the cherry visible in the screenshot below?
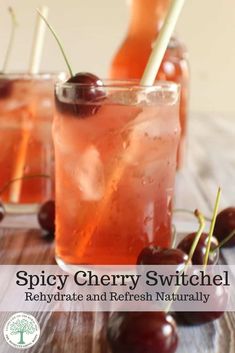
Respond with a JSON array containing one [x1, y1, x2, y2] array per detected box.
[[176, 283, 228, 325], [37, 14, 106, 117], [67, 71, 103, 87], [37, 200, 55, 238], [214, 207, 235, 247], [137, 246, 188, 266], [177, 233, 219, 265], [55, 72, 105, 117], [107, 312, 178, 353], [177, 310, 224, 326], [0, 78, 12, 99], [0, 202, 5, 222]]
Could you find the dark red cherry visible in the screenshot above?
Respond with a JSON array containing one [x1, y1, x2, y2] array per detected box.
[[176, 284, 227, 325], [38, 200, 55, 238], [214, 207, 235, 247], [0, 77, 12, 99], [55, 72, 105, 117], [137, 246, 188, 266], [0, 202, 5, 222], [177, 233, 219, 265], [177, 311, 224, 326], [107, 312, 178, 353]]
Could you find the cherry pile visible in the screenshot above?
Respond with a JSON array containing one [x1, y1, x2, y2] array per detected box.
[[107, 206, 235, 353], [136, 234, 228, 324]]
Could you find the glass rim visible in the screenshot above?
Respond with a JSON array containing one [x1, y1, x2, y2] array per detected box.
[[55, 79, 180, 93], [0, 72, 67, 81]]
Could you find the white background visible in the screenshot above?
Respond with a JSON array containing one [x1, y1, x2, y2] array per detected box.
[[0, 0, 234, 114]]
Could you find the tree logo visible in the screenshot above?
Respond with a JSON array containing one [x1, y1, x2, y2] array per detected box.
[[4, 313, 40, 349]]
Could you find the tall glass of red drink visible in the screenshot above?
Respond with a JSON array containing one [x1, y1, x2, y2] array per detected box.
[[53, 80, 180, 266]]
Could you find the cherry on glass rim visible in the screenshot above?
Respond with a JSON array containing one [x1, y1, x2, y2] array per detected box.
[[55, 72, 106, 117], [36, 14, 106, 116], [107, 312, 178, 353]]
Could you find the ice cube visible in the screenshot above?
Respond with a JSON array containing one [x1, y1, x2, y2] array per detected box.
[[77, 146, 105, 201], [121, 110, 158, 164], [121, 105, 179, 165]]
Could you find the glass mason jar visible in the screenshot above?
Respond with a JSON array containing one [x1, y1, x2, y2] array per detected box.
[[0, 72, 66, 212], [53, 79, 180, 267]]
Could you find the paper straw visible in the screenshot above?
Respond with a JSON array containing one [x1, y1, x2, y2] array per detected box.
[[2, 7, 18, 73], [141, 0, 186, 85], [9, 6, 49, 203], [29, 5, 49, 74], [77, 0, 186, 258], [9, 113, 33, 203]]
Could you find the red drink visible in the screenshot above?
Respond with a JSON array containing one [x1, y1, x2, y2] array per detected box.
[[0, 73, 64, 206], [54, 80, 180, 265], [109, 0, 189, 168]]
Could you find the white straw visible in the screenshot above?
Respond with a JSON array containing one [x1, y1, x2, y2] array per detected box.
[[9, 120, 32, 203], [76, 0, 186, 256], [141, 0, 186, 85], [9, 6, 49, 203], [2, 7, 18, 73], [29, 5, 49, 74]]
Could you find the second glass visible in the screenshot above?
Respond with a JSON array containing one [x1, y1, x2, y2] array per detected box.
[[54, 80, 180, 266], [0, 73, 65, 208]]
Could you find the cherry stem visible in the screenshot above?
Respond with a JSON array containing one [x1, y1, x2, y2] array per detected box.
[[186, 209, 205, 265], [2, 7, 18, 72], [0, 174, 50, 196], [171, 224, 177, 248], [173, 208, 211, 222], [212, 229, 235, 252], [164, 209, 205, 313], [36, 9, 73, 77], [203, 187, 221, 268]]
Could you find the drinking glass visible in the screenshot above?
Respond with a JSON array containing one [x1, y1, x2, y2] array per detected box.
[[53, 80, 180, 266], [0, 72, 66, 212]]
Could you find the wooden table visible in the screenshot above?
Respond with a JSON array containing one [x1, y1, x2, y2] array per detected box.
[[0, 113, 235, 352]]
